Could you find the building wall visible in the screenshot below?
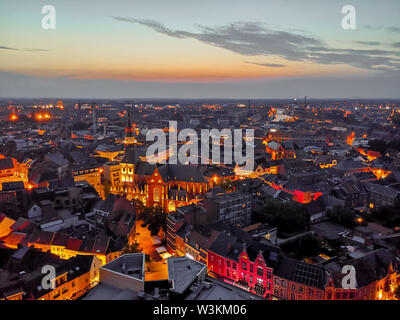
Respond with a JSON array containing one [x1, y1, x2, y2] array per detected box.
[[99, 268, 144, 292]]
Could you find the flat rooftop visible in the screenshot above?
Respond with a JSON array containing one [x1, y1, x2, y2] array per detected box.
[[102, 253, 145, 281], [187, 277, 261, 300], [167, 257, 206, 295], [83, 283, 138, 300]]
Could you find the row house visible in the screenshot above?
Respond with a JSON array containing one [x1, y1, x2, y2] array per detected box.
[[0, 248, 101, 300], [207, 232, 280, 299]]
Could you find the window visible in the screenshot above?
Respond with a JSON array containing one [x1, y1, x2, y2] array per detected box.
[[227, 261, 230, 268], [154, 188, 160, 202], [250, 264, 253, 273], [257, 267, 263, 277], [267, 271, 272, 279], [241, 262, 247, 271], [233, 263, 237, 270], [168, 201, 176, 212]]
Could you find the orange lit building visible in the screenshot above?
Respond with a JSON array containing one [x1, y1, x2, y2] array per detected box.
[[72, 163, 104, 198], [265, 141, 296, 161], [0, 157, 29, 191]]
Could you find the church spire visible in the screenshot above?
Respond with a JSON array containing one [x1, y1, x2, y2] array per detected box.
[[124, 106, 137, 144], [122, 106, 139, 164]]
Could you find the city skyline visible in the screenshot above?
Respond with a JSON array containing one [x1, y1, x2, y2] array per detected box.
[[1, 0, 400, 98]]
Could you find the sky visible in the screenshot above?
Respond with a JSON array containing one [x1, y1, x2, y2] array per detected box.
[[0, 0, 399, 99]]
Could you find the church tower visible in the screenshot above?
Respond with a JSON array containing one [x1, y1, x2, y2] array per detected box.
[[121, 107, 139, 186]]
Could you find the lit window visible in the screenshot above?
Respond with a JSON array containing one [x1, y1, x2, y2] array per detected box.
[[154, 188, 160, 202]]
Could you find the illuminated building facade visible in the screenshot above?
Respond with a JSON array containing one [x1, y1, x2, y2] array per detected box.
[[207, 240, 279, 299], [0, 156, 29, 191], [112, 109, 212, 213], [72, 163, 104, 197], [265, 141, 296, 161]]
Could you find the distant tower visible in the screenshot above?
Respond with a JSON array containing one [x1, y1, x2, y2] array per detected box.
[[103, 121, 107, 136], [304, 96, 307, 109], [92, 104, 97, 134]]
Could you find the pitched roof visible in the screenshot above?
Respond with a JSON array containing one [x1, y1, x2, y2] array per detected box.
[[0, 158, 14, 170], [158, 164, 205, 183], [274, 255, 329, 290]]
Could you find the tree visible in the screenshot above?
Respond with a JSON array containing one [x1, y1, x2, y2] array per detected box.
[[132, 199, 145, 216], [252, 198, 309, 233], [122, 241, 142, 254], [141, 206, 167, 236], [326, 206, 357, 228]]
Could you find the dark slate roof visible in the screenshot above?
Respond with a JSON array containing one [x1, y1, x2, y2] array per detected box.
[[158, 164, 205, 183], [336, 160, 368, 171], [121, 145, 140, 164], [305, 197, 325, 216], [92, 235, 109, 255], [348, 248, 397, 288], [11, 218, 34, 233], [365, 182, 400, 198], [0, 158, 14, 170], [274, 255, 329, 290], [135, 161, 155, 176], [246, 241, 280, 268], [28, 231, 54, 245], [98, 194, 118, 212], [208, 232, 236, 257]]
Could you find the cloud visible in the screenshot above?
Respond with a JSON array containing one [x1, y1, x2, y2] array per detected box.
[[386, 26, 400, 33], [355, 41, 381, 46], [0, 46, 19, 51], [113, 17, 400, 72], [364, 25, 400, 34], [245, 61, 286, 68], [0, 45, 49, 52]]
